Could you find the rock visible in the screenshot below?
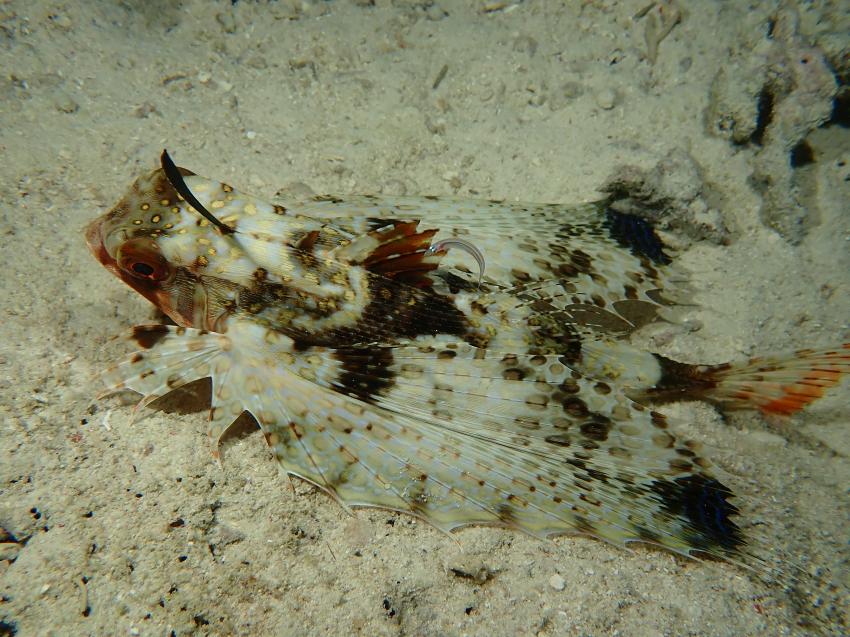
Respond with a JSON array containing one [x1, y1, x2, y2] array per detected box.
[[595, 88, 617, 110], [548, 573, 566, 591], [704, 5, 838, 243], [53, 91, 78, 114], [600, 148, 731, 245]]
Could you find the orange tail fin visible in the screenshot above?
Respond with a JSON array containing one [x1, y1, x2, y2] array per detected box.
[[637, 343, 849, 415], [701, 343, 850, 415]]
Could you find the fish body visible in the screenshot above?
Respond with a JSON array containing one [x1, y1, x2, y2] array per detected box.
[[85, 154, 849, 565]]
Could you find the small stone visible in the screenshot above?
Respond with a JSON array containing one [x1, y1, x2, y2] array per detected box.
[[380, 179, 408, 196], [50, 13, 73, 30], [216, 12, 237, 34], [595, 88, 617, 110], [425, 116, 446, 135], [548, 573, 566, 591], [133, 102, 156, 118], [275, 181, 315, 199], [512, 34, 538, 57], [562, 81, 584, 99], [245, 55, 268, 70], [245, 130, 257, 140], [53, 91, 79, 114]]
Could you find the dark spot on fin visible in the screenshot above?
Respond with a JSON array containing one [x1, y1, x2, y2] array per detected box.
[[131, 325, 170, 349], [604, 209, 672, 265], [333, 347, 396, 403], [650, 474, 743, 553]]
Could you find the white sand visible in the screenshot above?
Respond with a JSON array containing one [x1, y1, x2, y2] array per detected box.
[[1, 1, 847, 635]]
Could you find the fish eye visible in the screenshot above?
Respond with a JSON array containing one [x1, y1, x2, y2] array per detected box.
[[117, 239, 172, 282], [131, 262, 156, 277]]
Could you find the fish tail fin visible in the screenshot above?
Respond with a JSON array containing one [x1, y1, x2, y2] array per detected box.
[[636, 343, 850, 415], [705, 343, 850, 415]]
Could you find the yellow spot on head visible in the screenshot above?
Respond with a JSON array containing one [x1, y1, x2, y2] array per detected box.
[[140, 203, 150, 211], [171, 206, 180, 214], [197, 255, 209, 267], [198, 238, 211, 246], [151, 214, 161, 223], [160, 199, 170, 206], [244, 203, 257, 216], [133, 219, 142, 225], [211, 200, 225, 210], [207, 247, 217, 256]]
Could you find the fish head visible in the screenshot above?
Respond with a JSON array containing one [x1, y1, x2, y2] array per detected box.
[[85, 165, 237, 330], [87, 156, 445, 339]]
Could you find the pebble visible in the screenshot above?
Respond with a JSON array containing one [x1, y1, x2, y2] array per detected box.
[[216, 12, 237, 34], [548, 573, 566, 591], [50, 13, 73, 30], [133, 102, 156, 119], [595, 88, 617, 110], [53, 91, 79, 114], [380, 179, 408, 196]]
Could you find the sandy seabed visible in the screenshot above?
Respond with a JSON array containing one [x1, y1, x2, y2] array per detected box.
[[1, 1, 848, 635]]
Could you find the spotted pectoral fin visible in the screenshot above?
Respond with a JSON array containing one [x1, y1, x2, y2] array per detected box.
[[101, 324, 752, 564], [317, 344, 706, 477], [261, 341, 750, 559]]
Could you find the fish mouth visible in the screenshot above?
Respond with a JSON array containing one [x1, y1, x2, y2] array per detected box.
[[84, 215, 118, 273]]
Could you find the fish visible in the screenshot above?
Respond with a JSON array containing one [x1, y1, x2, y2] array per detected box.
[[85, 150, 848, 574]]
